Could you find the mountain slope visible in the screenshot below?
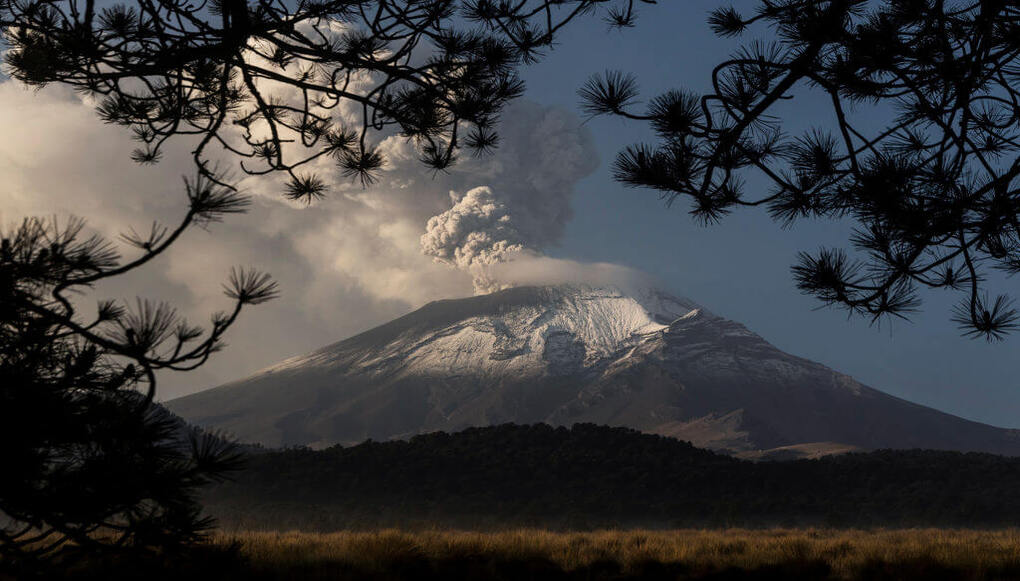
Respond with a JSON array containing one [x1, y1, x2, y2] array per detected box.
[[167, 285, 1020, 455]]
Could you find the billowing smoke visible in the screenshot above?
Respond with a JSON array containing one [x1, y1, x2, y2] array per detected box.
[[421, 186, 533, 294], [1, 81, 600, 397], [488, 256, 658, 293], [415, 100, 601, 294], [420, 185, 658, 292]]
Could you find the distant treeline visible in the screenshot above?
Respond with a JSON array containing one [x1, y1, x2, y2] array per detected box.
[[205, 423, 1020, 530]]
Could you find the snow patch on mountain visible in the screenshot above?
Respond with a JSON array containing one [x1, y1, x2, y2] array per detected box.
[[387, 285, 699, 379], [168, 283, 1020, 457], [259, 284, 702, 379]]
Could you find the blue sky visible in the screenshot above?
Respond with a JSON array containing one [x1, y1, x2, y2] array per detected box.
[[1, 0, 1017, 428], [517, 1, 1020, 428]]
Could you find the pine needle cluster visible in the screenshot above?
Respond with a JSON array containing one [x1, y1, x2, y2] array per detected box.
[[0, 175, 275, 567], [2, 0, 651, 199], [581, 1, 1020, 340]]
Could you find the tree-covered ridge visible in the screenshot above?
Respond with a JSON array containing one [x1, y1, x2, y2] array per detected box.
[[206, 423, 1020, 530]]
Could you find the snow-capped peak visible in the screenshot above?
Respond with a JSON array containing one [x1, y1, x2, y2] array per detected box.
[[259, 284, 703, 378], [169, 282, 1020, 457], [373, 283, 708, 380]]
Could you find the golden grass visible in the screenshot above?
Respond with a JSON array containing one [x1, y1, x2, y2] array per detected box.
[[218, 528, 1020, 579]]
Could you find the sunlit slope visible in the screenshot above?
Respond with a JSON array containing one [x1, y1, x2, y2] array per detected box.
[[168, 285, 1020, 455]]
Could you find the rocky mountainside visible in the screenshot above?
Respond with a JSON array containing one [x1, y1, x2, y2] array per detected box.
[[167, 285, 1020, 457]]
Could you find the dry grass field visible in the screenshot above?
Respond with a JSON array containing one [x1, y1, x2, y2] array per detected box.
[[213, 528, 1020, 580]]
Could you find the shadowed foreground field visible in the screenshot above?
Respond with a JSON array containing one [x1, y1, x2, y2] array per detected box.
[[212, 528, 1020, 580]]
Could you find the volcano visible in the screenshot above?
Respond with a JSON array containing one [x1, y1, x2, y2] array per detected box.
[[167, 284, 1020, 458]]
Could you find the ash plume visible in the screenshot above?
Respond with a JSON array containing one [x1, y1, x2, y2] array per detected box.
[[420, 186, 533, 294], [421, 185, 653, 295], [1, 80, 598, 396], [418, 101, 598, 295]]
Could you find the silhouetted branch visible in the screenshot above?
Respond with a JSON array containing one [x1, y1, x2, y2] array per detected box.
[[2, 0, 652, 192], [582, 0, 1020, 339], [0, 172, 276, 565]]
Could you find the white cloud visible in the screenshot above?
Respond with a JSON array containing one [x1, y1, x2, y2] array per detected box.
[[0, 80, 600, 398], [488, 256, 659, 295]]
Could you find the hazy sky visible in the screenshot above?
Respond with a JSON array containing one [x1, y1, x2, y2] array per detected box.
[[2, 1, 1018, 427]]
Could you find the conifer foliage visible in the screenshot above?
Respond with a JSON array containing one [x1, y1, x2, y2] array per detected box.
[[0, 0, 651, 566], [1, 0, 649, 198], [580, 1, 1020, 340], [0, 175, 275, 566]]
